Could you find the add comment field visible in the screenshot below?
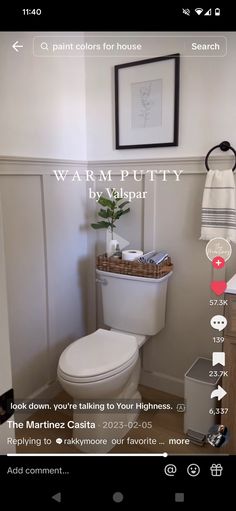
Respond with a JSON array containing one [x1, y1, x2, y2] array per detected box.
[[33, 36, 227, 57]]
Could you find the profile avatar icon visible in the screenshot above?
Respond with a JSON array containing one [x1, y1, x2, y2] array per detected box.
[[207, 424, 229, 448]]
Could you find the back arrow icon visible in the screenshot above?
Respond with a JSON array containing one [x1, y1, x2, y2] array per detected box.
[[52, 492, 61, 503], [210, 385, 227, 401], [12, 41, 24, 52]]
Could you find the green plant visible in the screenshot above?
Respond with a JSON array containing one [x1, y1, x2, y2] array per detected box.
[[91, 189, 130, 239]]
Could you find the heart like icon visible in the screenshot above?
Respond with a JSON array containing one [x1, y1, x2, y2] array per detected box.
[[211, 281, 227, 296]]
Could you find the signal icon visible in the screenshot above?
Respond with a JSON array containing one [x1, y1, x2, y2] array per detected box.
[[195, 8, 203, 15], [204, 8, 212, 15]]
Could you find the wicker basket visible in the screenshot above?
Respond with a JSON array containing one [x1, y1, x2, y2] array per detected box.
[[96, 253, 173, 279]]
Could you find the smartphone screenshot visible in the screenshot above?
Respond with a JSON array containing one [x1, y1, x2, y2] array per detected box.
[[0, 6, 235, 506]]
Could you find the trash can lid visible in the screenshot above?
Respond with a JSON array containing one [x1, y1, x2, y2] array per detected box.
[[185, 357, 221, 384]]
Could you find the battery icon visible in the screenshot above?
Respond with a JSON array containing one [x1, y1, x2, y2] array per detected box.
[[215, 8, 221, 16]]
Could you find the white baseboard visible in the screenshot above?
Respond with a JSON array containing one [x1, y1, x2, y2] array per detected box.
[[16, 380, 61, 422], [28, 380, 61, 401], [140, 369, 184, 398]]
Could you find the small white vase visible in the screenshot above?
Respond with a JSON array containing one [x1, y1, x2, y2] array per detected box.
[[107, 239, 118, 257]]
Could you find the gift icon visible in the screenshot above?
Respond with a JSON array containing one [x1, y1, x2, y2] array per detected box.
[[210, 464, 223, 477]]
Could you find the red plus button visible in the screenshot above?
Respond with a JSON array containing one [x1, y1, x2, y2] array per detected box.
[[212, 256, 225, 269]]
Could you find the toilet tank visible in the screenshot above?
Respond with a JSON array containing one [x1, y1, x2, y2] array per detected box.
[[96, 269, 172, 336]]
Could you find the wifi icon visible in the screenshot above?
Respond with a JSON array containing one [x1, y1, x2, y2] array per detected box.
[[195, 7, 203, 15]]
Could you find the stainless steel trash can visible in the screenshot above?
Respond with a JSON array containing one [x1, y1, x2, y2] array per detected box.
[[184, 357, 221, 436]]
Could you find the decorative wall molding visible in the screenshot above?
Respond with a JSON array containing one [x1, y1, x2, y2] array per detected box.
[[0, 155, 87, 166], [0, 156, 87, 175], [88, 155, 235, 174], [0, 154, 235, 175]]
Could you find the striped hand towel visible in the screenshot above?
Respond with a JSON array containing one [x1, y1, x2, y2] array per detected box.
[[138, 250, 157, 263], [149, 251, 169, 264], [200, 169, 236, 243]]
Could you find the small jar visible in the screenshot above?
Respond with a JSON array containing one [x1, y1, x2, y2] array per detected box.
[[111, 243, 122, 259]]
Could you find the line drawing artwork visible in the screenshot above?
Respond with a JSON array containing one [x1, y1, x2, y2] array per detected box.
[[131, 79, 162, 129], [115, 53, 179, 147]]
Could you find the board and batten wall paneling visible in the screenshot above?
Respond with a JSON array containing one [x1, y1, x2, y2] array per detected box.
[[141, 172, 230, 396], [0, 159, 90, 401], [42, 175, 89, 379], [0, 176, 48, 399], [89, 158, 235, 396], [0, 156, 235, 401], [0, 198, 15, 453]]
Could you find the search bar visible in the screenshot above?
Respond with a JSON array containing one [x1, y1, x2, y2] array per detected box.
[[33, 36, 227, 57]]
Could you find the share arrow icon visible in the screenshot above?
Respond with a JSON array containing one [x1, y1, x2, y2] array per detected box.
[[210, 385, 227, 401]]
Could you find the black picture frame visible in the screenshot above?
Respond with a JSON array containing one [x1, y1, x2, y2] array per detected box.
[[115, 53, 180, 149]]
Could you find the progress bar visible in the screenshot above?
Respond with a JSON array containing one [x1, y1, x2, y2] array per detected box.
[[8, 452, 168, 457]]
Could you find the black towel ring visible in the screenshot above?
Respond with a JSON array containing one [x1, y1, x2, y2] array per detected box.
[[205, 141, 236, 172]]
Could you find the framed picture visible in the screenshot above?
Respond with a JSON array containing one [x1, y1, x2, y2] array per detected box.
[[115, 54, 180, 149]]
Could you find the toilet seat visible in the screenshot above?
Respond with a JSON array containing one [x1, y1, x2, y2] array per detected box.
[[58, 328, 138, 383]]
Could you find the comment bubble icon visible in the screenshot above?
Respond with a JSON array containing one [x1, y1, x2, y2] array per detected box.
[[210, 315, 227, 332]]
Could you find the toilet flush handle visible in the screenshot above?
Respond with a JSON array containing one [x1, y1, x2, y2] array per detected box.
[[96, 277, 107, 285]]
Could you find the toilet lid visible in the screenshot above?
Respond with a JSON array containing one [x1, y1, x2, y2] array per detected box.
[[58, 328, 138, 381]]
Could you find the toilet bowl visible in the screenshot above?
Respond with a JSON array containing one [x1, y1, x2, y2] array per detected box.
[[57, 269, 172, 452], [58, 329, 143, 452], [58, 328, 141, 400]]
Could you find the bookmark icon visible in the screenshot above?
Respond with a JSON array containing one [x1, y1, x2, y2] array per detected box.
[[212, 352, 225, 366]]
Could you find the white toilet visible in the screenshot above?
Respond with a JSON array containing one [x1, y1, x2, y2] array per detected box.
[[57, 269, 172, 452]]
